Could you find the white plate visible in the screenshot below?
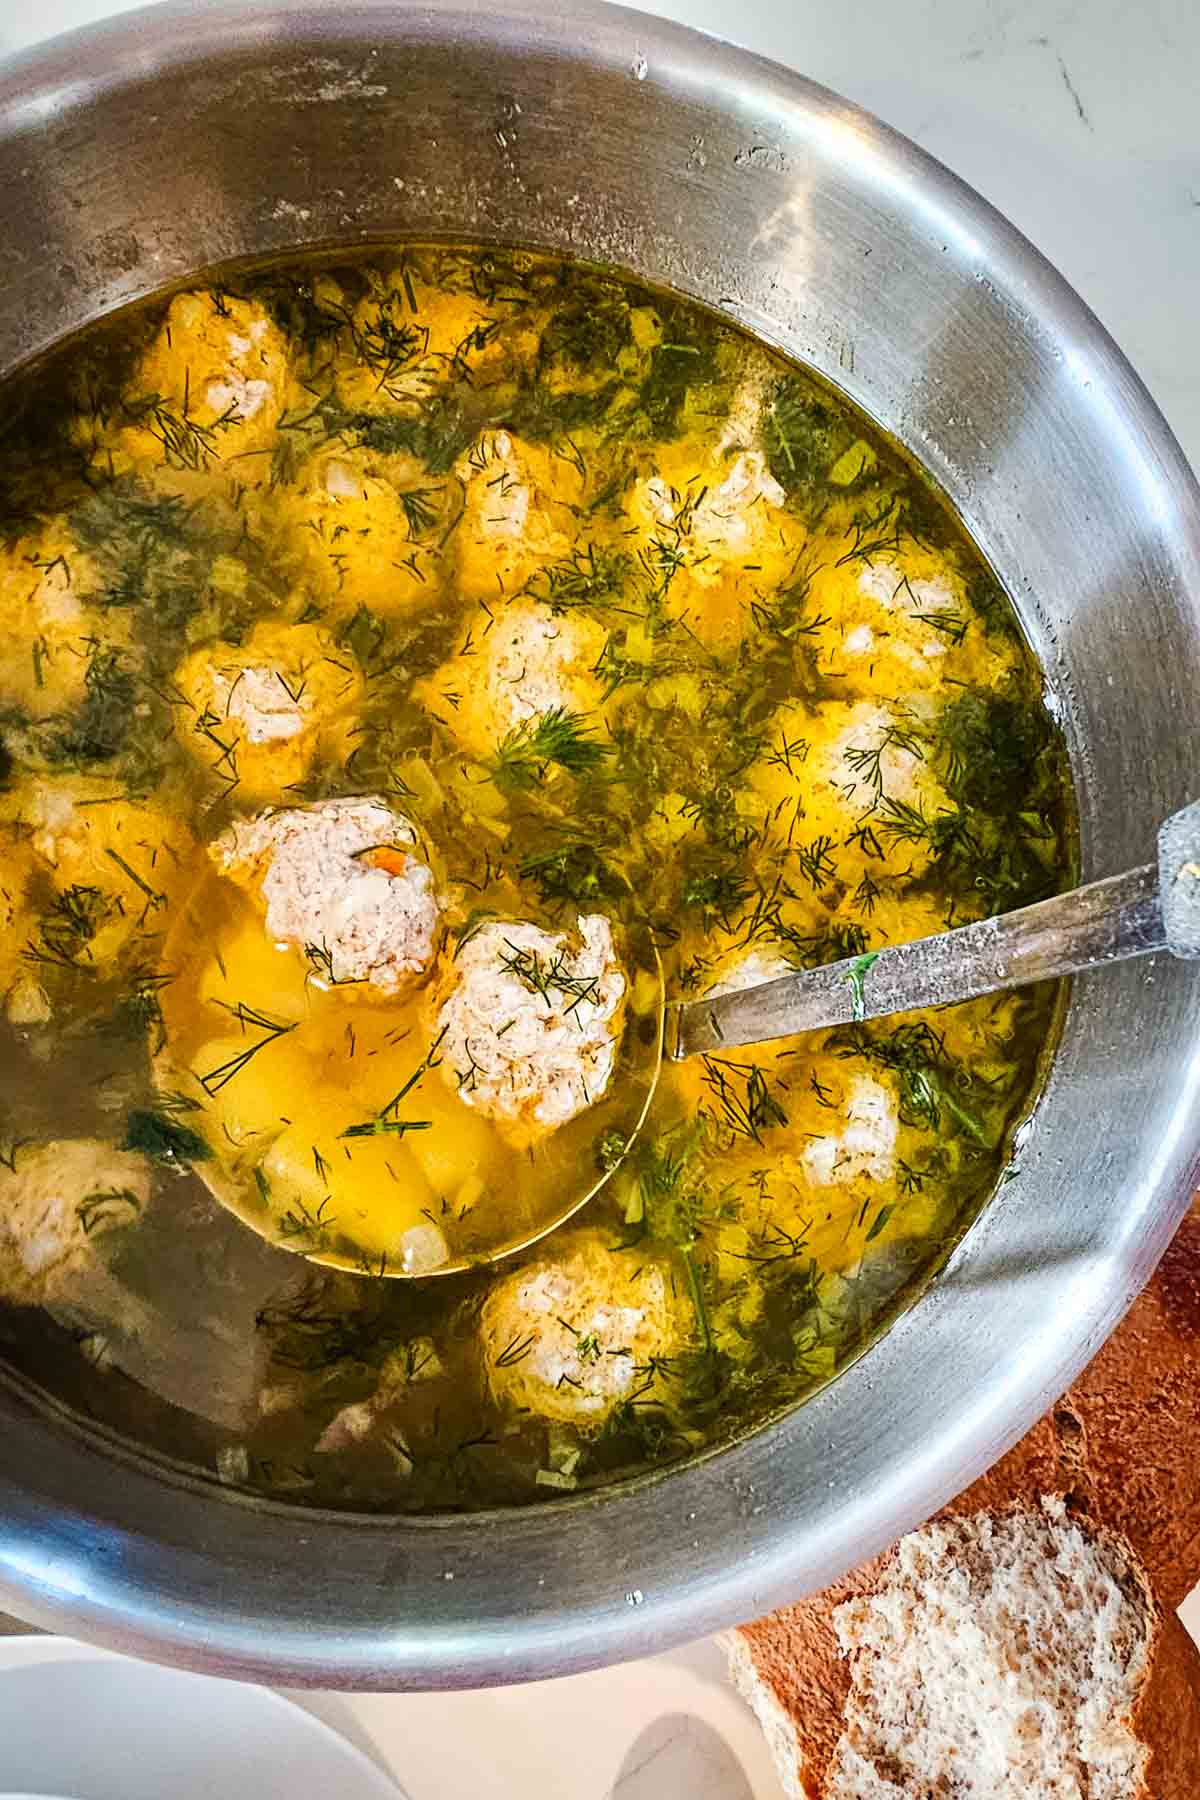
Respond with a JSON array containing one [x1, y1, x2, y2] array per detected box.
[[0, 1637, 407, 1800]]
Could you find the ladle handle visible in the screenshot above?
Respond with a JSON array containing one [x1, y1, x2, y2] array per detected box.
[[668, 798, 1200, 1061]]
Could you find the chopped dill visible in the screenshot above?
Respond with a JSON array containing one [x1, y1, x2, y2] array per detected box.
[[499, 940, 603, 1016], [700, 1057, 789, 1144], [24, 885, 114, 971], [398, 486, 444, 537], [122, 1108, 210, 1167], [196, 1002, 297, 1097], [494, 1332, 538, 1368], [339, 1117, 433, 1140], [793, 834, 838, 890]]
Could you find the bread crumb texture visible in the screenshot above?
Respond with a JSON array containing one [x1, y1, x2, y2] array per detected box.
[[828, 1497, 1152, 1799]]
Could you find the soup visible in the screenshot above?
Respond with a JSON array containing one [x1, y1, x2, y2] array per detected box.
[[0, 246, 1070, 1509]]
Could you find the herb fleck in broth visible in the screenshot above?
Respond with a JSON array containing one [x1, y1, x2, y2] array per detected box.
[[0, 245, 1071, 1509]]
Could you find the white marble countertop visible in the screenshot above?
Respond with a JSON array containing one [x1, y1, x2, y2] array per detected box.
[[1, 1, 1198, 1793]]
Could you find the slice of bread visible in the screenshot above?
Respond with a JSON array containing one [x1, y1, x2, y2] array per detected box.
[[729, 1499, 1200, 1798], [725, 1208, 1200, 1796]]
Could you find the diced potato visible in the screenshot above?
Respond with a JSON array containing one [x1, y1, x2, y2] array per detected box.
[[262, 1125, 441, 1266], [401, 1077, 496, 1202], [187, 1028, 316, 1149], [194, 908, 310, 1023]]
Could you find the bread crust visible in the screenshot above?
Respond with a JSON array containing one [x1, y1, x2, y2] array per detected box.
[[1140, 1610, 1200, 1799], [1063, 1210, 1200, 1606]]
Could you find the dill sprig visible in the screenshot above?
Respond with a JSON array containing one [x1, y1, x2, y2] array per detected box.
[[835, 496, 904, 568], [490, 707, 611, 791], [680, 867, 751, 932], [254, 1272, 395, 1371], [842, 719, 926, 795], [278, 1192, 337, 1249], [354, 302, 429, 385], [533, 543, 632, 610], [122, 1107, 210, 1167], [24, 884, 114, 971], [793, 834, 838, 891], [106, 967, 174, 1053], [700, 1056, 789, 1144], [341, 1024, 453, 1138], [339, 1117, 432, 1140], [517, 833, 622, 910], [398, 486, 444, 537], [750, 569, 831, 644], [764, 376, 856, 497], [493, 1331, 538, 1368], [123, 385, 241, 471], [734, 1219, 814, 1266], [197, 1002, 297, 1097]]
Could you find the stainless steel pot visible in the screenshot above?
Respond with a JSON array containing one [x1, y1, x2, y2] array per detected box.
[[1, 0, 1198, 1690]]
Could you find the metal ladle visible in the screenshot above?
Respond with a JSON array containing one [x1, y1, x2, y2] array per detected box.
[[665, 798, 1200, 1060], [217, 801, 1200, 1280]]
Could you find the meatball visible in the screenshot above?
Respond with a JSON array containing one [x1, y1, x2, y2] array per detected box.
[[270, 448, 446, 616], [481, 1231, 683, 1427], [623, 435, 804, 647], [331, 266, 523, 414], [0, 1138, 151, 1309], [747, 695, 946, 875], [172, 618, 363, 800], [804, 535, 1020, 697], [415, 596, 609, 762], [452, 431, 583, 601], [800, 1073, 899, 1187], [433, 915, 626, 1145], [705, 945, 796, 998], [315, 1336, 444, 1453], [124, 290, 291, 467], [1, 774, 195, 979], [212, 795, 440, 998], [631, 450, 789, 564], [0, 523, 133, 724]]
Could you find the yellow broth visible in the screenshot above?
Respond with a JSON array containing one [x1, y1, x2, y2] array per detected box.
[[157, 863, 663, 1271], [0, 245, 1071, 1509]]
